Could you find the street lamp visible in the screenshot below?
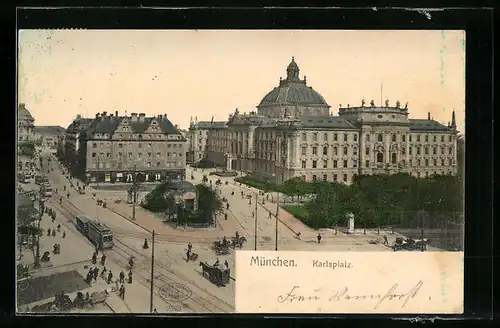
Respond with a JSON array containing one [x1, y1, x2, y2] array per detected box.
[[34, 187, 44, 269]]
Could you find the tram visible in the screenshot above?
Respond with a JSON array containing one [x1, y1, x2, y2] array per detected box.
[[75, 215, 91, 235], [87, 220, 114, 250]]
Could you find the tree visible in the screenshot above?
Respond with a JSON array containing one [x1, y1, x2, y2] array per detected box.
[[141, 182, 169, 213], [196, 184, 223, 225]]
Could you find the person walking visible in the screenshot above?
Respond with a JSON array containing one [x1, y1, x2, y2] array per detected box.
[[93, 267, 99, 282], [127, 270, 133, 284], [383, 235, 389, 245], [100, 267, 107, 279], [317, 233, 322, 244], [62, 231, 66, 239], [52, 230, 56, 237], [119, 285, 125, 300], [91, 252, 97, 265], [119, 270, 125, 284], [107, 271, 113, 284], [100, 254, 106, 266]]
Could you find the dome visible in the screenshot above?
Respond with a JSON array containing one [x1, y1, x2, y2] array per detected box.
[[258, 58, 329, 107]]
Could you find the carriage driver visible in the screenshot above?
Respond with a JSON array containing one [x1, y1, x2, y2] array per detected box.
[[213, 258, 220, 267], [222, 236, 228, 246], [235, 231, 240, 240], [187, 243, 192, 252]]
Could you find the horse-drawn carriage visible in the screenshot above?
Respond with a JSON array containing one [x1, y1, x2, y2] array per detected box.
[[212, 239, 231, 255], [392, 237, 429, 251], [199, 261, 231, 287], [231, 236, 247, 249]]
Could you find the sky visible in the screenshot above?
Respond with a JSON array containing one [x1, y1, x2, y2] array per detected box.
[[18, 30, 465, 133]]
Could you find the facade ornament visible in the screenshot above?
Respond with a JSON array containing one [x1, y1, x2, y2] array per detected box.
[[361, 99, 366, 107], [385, 99, 389, 107], [347, 104, 350, 108], [404, 102, 408, 109], [396, 100, 400, 108], [370, 100, 375, 107]]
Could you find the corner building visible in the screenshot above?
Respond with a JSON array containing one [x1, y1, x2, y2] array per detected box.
[[204, 58, 459, 184]]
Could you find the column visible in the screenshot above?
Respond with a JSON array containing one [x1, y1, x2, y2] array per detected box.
[[359, 131, 365, 173]]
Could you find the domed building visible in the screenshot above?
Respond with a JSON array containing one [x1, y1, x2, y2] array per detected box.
[[189, 58, 459, 184], [257, 57, 330, 118]]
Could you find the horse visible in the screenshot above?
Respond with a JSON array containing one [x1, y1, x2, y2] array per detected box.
[[231, 236, 247, 249], [199, 261, 223, 286]]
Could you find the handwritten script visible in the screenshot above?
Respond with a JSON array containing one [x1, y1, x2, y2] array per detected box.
[[277, 281, 423, 309]]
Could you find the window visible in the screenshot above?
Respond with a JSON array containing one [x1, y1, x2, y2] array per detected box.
[[128, 153, 132, 158], [402, 135, 406, 142], [441, 135, 445, 142], [92, 143, 97, 148], [409, 159, 413, 166], [409, 135, 412, 142], [343, 174, 348, 182], [312, 175, 317, 181], [333, 147, 338, 156], [156, 161, 161, 167], [119, 143, 123, 148], [118, 152, 123, 157], [147, 162, 151, 168], [323, 146, 328, 155], [312, 160, 317, 168], [448, 147, 452, 155], [402, 148, 406, 155], [333, 160, 338, 168], [417, 135, 421, 142], [425, 172, 429, 178], [99, 153, 104, 158], [312, 147, 317, 155], [433, 159, 437, 166], [323, 174, 328, 181], [343, 160, 348, 168], [391, 153, 397, 164], [148, 143, 152, 148], [449, 159, 452, 165], [353, 161, 358, 168], [138, 153, 142, 158], [417, 147, 421, 155], [343, 147, 348, 155], [392, 134, 396, 142], [333, 174, 338, 182], [425, 159, 429, 166], [365, 147, 370, 155], [353, 147, 358, 156], [302, 133, 307, 141], [313, 133, 318, 142], [92, 152, 96, 158], [333, 133, 338, 141], [433, 135, 437, 142], [324, 133, 328, 142], [301, 161, 306, 169], [425, 135, 429, 142], [409, 147, 412, 155], [424, 147, 429, 155], [138, 143, 142, 148], [401, 159, 406, 167], [323, 160, 328, 168], [377, 134, 383, 142], [377, 153, 383, 163], [417, 159, 421, 166], [157, 152, 161, 157], [301, 146, 307, 155], [106, 153, 111, 158], [354, 134, 358, 142], [449, 135, 452, 142], [433, 147, 437, 155], [365, 160, 370, 168], [441, 159, 445, 166], [168, 144, 171, 148], [366, 134, 370, 142], [343, 133, 348, 142]]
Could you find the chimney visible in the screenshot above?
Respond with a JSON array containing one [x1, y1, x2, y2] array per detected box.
[[175, 124, 179, 129], [131, 113, 138, 122], [164, 113, 168, 118], [115, 110, 118, 117], [139, 113, 146, 122], [76, 114, 82, 120], [110, 113, 114, 118], [428, 112, 431, 120], [95, 113, 100, 118], [451, 110, 457, 129], [158, 114, 162, 119]]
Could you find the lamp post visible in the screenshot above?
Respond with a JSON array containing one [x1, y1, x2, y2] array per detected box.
[[149, 230, 155, 313], [254, 193, 258, 250], [130, 164, 139, 221], [34, 187, 44, 269]]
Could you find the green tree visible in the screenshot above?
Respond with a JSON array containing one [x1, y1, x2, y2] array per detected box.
[[196, 184, 224, 225]]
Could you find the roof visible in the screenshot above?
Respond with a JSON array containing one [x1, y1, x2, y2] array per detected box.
[[84, 115, 184, 138], [409, 119, 450, 131], [18, 104, 34, 121], [167, 180, 197, 193], [299, 116, 357, 129], [190, 121, 227, 129], [258, 58, 329, 107], [34, 126, 65, 136]]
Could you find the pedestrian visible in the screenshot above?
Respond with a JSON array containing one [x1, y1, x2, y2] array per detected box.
[[119, 270, 125, 283], [143, 238, 149, 249], [119, 284, 125, 299], [268, 212, 272, 219], [91, 252, 97, 265], [100, 254, 106, 266], [57, 224, 61, 232], [63, 185, 66, 191], [52, 229, 56, 237], [100, 267, 107, 279], [224, 213, 228, 220], [252, 211, 254, 217], [62, 231, 66, 239], [86, 269, 93, 283], [153, 308, 158, 313], [383, 235, 389, 245], [224, 260, 229, 268], [107, 271, 113, 284], [47, 228, 51, 236], [317, 233, 322, 244], [186, 250, 190, 262], [127, 270, 133, 284], [93, 267, 99, 282]]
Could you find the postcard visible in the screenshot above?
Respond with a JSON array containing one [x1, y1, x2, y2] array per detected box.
[[17, 28, 464, 314]]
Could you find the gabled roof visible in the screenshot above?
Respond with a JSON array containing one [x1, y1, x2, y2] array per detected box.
[[409, 119, 450, 131]]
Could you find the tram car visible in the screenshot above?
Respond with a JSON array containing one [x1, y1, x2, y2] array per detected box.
[[87, 220, 114, 250], [75, 215, 91, 235]]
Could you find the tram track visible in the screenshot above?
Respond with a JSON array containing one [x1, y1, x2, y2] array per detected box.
[[48, 193, 233, 313]]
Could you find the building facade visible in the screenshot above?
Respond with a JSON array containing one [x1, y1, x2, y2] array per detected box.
[[68, 111, 187, 184], [203, 58, 459, 184], [187, 118, 227, 163], [17, 104, 36, 143], [34, 126, 66, 148], [64, 115, 94, 173]]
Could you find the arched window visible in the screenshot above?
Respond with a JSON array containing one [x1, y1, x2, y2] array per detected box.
[[377, 153, 383, 163], [392, 134, 396, 142], [391, 153, 397, 164], [377, 134, 383, 142]]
